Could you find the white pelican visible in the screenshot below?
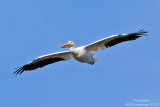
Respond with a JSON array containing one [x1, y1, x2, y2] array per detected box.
[[14, 30, 147, 75]]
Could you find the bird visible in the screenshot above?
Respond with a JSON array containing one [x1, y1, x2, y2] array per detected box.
[[14, 30, 147, 75]]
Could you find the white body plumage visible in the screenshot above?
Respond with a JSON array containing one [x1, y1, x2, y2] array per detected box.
[[70, 46, 94, 64]]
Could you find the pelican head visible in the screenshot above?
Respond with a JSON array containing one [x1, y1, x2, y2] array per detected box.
[[60, 41, 75, 48]]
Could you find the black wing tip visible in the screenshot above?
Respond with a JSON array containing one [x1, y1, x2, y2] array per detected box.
[[13, 66, 25, 75], [135, 29, 148, 36]]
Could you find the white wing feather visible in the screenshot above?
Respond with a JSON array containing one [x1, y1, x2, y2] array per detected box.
[[85, 30, 147, 54], [14, 51, 72, 75]]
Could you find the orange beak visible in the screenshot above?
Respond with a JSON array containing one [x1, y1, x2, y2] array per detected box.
[[60, 42, 71, 48]]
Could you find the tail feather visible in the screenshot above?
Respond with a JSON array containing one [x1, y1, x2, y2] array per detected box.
[[93, 58, 98, 63]]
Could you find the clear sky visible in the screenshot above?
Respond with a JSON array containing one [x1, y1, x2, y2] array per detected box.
[[0, 0, 160, 107]]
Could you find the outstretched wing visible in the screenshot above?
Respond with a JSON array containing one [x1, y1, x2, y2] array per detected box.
[[85, 30, 147, 54], [14, 51, 72, 75]]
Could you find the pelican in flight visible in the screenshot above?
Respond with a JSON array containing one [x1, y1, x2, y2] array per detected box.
[[14, 30, 147, 75]]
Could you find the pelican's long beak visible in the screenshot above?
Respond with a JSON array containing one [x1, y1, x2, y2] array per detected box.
[[60, 42, 71, 48]]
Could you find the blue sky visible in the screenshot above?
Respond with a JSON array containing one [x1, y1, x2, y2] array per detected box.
[[0, 0, 160, 107]]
